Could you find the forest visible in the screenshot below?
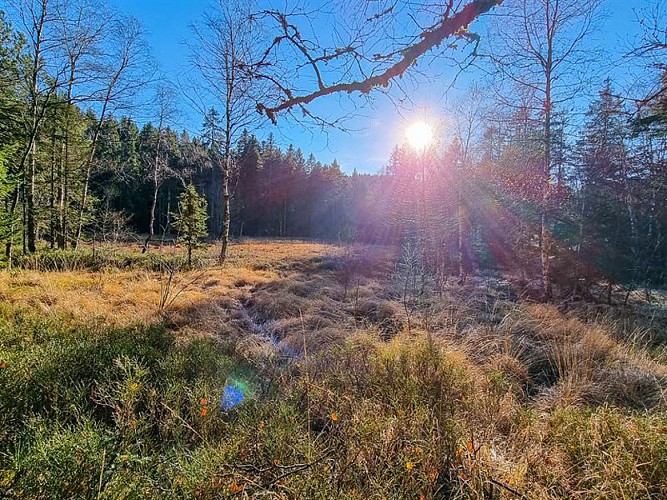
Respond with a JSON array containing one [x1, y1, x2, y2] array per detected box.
[[0, 0, 666, 301], [1, 0, 667, 498]]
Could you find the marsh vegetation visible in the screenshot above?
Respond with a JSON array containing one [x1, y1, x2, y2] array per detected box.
[[1, 241, 665, 498]]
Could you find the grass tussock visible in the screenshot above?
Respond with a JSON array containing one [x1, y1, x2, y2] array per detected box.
[[0, 240, 666, 497]]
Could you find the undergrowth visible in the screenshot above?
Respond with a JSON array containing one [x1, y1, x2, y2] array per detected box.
[[9, 247, 206, 272], [0, 242, 666, 498], [1, 309, 665, 498]]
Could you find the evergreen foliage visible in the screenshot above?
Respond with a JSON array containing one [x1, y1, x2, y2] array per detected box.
[[172, 184, 208, 266]]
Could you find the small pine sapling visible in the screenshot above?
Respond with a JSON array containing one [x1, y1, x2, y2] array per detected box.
[[172, 184, 208, 266]]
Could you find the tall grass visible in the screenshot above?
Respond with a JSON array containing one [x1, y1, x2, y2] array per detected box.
[[2, 306, 665, 498]]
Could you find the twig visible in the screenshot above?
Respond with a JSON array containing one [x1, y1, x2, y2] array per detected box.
[[159, 401, 206, 442], [488, 476, 528, 499], [226, 450, 335, 496], [97, 450, 106, 498], [263, 450, 334, 488]]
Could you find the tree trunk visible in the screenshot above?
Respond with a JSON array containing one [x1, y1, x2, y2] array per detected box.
[[458, 192, 471, 278], [143, 176, 159, 253], [26, 134, 38, 253], [541, 4, 554, 301], [75, 81, 116, 248], [49, 113, 58, 249], [219, 150, 231, 263], [219, 43, 234, 264]]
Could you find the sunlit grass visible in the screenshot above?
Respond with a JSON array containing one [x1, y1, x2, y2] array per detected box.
[[0, 240, 665, 497], [0, 240, 340, 327]]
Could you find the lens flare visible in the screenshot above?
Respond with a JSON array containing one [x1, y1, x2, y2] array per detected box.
[[406, 121, 434, 152], [220, 379, 248, 411]]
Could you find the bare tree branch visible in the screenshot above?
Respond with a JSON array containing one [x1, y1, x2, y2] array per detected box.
[[251, 0, 505, 124]]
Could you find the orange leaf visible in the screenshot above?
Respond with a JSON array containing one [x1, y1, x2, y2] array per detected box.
[[229, 481, 244, 494], [467, 441, 474, 453], [330, 412, 339, 422], [200, 398, 208, 406], [200, 408, 208, 417]]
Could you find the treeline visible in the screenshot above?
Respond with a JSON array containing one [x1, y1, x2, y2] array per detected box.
[[1, 1, 666, 297], [89, 111, 378, 242]]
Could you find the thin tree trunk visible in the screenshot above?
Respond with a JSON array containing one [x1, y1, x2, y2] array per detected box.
[[74, 77, 117, 248], [541, 3, 554, 300], [27, 138, 37, 253], [57, 139, 66, 249], [143, 173, 159, 253], [142, 114, 165, 253], [219, 33, 234, 264], [60, 78, 77, 251], [458, 191, 470, 279], [5, 187, 20, 260], [25, 2, 49, 254], [219, 150, 231, 263], [49, 110, 58, 249]]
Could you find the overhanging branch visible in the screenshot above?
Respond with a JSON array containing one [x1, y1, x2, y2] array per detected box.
[[256, 0, 504, 124]]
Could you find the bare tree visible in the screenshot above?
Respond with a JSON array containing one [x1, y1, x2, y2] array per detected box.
[[448, 84, 487, 278], [486, 0, 602, 299], [142, 84, 176, 254], [73, 16, 152, 248], [189, 0, 266, 264], [53, 0, 112, 249], [247, 0, 504, 125], [628, 0, 667, 106]]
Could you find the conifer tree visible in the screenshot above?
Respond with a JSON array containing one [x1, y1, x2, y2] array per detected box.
[[172, 184, 208, 267]]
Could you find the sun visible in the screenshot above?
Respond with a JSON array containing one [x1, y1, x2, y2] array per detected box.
[[406, 121, 434, 152]]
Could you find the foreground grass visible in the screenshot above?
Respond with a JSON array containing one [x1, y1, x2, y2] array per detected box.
[[1, 241, 666, 498]]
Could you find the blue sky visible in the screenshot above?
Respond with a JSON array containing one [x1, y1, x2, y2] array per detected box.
[[110, 0, 648, 174]]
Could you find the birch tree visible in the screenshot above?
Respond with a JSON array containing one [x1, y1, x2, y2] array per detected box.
[[73, 16, 151, 247], [141, 84, 176, 253], [190, 0, 265, 264], [486, 0, 602, 298]]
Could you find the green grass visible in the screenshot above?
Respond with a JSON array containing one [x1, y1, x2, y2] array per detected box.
[[8, 246, 207, 272], [2, 307, 665, 498]]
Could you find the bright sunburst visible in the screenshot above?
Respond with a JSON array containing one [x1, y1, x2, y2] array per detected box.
[[406, 121, 434, 152]]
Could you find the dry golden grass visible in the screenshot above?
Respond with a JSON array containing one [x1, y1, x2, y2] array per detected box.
[[0, 240, 341, 328], [3, 240, 665, 414]]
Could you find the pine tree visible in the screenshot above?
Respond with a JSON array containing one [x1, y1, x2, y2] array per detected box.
[[575, 81, 635, 289], [172, 184, 208, 266]]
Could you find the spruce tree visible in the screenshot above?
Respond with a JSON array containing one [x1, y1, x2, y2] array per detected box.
[[172, 184, 208, 267]]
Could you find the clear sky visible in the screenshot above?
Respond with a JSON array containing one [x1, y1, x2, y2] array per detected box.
[[110, 0, 647, 174]]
